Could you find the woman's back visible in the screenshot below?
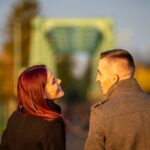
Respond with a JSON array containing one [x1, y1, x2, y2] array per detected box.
[[1, 109, 66, 150], [0, 65, 66, 150]]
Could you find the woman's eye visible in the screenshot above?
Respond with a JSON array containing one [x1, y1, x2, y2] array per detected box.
[[52, 78, 56, 84]]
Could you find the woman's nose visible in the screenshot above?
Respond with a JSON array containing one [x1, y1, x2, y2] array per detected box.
[[57, 79, 61, 84]]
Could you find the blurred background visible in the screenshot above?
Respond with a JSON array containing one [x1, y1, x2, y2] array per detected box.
[[0, 0, 150, 149]]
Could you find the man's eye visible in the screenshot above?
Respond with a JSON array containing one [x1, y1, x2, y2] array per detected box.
[[98, 72, 102, 75]]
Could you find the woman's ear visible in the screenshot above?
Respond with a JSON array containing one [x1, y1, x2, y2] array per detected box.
[[112, 74, 119, 84]]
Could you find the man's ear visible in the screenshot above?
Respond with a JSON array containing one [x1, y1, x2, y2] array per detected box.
[[112, 74, 119, 84]]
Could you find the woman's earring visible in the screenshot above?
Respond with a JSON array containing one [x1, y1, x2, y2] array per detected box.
[[43, 92, 48, 99]]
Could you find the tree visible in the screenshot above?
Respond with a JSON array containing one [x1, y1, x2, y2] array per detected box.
[[1, 0, 40, 98]]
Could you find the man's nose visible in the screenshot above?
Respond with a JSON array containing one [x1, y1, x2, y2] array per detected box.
[[96, 74, 99, 82]]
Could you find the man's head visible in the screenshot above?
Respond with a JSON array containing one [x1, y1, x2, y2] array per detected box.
[[96, 49, 135, 95]]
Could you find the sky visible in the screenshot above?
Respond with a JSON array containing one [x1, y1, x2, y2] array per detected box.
[[0, 0, 150, 62]]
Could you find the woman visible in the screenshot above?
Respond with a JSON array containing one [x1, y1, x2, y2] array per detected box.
[[0, 65, 66, 150]]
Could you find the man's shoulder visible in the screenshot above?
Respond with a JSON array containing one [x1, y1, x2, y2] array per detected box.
[[91, 98, 110, 115], [91, 97, 122, 119], [92, 100, 107, 109]]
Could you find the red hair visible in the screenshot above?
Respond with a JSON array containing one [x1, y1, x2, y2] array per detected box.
[[17, 65, 61, 120]]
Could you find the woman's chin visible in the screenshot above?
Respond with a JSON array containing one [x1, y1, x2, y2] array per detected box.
[[52, 91, 64, 100], [58, 91, 64, 98]]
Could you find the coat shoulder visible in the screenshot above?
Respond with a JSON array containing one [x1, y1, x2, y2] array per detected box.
[[92, 99, 108, 110]]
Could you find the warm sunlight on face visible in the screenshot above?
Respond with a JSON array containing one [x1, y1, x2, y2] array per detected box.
[[96, 58, 115, 95], [45, 70, 64, 100]]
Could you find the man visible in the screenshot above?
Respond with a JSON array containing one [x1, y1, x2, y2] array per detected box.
[[84, 49, 150, 150]]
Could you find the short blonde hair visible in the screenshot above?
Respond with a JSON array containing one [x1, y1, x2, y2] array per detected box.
[[100, 49, 135, 76]]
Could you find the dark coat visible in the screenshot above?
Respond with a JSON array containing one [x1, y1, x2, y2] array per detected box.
[[0, 101, 66, 150], [84, 78, 150, 150]]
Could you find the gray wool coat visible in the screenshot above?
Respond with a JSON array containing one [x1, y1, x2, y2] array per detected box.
[[84, 78, 150, 150]]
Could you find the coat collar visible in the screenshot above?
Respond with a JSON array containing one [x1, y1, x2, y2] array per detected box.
[[93, 78, 142, 108], [105, 78, 142, 100], [46, 99, 62, 114]]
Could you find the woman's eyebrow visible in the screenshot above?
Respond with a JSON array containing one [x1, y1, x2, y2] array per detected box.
[[51, 76, 56, 84]]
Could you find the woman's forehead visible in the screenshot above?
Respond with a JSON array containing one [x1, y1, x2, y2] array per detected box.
[[47, 69, 55, 79]]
